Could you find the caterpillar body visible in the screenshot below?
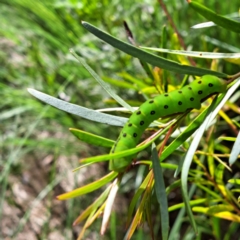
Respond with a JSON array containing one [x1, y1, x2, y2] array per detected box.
[[109, 75, 227, 172]]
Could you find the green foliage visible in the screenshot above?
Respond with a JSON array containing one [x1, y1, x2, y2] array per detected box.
[[1, 0, 240, 239]]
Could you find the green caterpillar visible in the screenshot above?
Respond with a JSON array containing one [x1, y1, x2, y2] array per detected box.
[[109, 75, 227, 172]]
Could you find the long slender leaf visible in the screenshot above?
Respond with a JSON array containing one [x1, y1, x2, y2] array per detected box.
[[28, 88, 128, 127], [203, 36, 240, 52], [81, 21, 227, 78], [192, 207, 240, 222], [70, 128, 115, 148], [168, 184, 196, 240], [168, 198, 207, 212], [191, 12, 240, 29], [151, 143, 169, 240], [80, 121, 175, 164], [223, 222, 240, 240], [188, 1, 240, 33], [57, 171, 118, 200], [141, 47, 240, 59]]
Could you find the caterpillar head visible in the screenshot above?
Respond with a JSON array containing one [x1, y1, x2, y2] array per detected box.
[[191, 75, 227, 101]]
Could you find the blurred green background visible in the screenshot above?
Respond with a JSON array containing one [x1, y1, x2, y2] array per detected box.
[[1, 0, 239, 239]]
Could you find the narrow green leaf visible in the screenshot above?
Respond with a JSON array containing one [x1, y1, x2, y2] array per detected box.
[[188, 1, 240, 33], [110, 212, 117, 240], [203, 36, 240, 52], [195, 183, 221, 199], [218, 137, 236, 142], [229, 130, 240, 165], [168, 198, 207, 212], [207, 204, 234, 214], [166, 179, 181, 195], [81, 123, 173, 164], [215, 164, 225, 184], [193, 207, 240, 222], [80, 142, 149, 164], [168, 185, 196, 240], [223, 222, 240, 240], [122, 20, 154, 81], [191, 12, 240, 29], [161, 162, 178, 170], [140, 61, 154, 80], [151, 143, 169, 240], [57, 171, 118, 200], [28, 88, 128, 127], [207, 140, 215, 177], [81, 21, 227, 78], [69, 128, 114, 148], [174, 155, 185, 177], [181, 95, 220, 232], [70, 50, 134, 112], [212, 217, 221, 240], [141, 47, 240, 59], [161, 25, 168, 59], [228, 179, 240, 185], [160, 25, 169, 93]]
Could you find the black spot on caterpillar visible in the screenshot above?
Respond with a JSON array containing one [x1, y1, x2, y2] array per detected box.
[[109, 75, 227, 172]]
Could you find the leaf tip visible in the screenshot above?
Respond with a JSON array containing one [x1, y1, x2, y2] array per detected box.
[[79, 158, 84, 163], [72, 220, 78, 226], [27, 88, 34, 94], [81, 21, 87, 26]]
